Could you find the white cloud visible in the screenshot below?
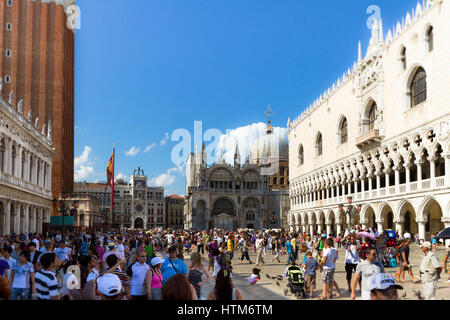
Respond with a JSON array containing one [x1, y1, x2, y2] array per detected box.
[[75, 165, 94, 181], [160, 132, 169, 146], [115, 173, 129, 182], [74, 146, 95, 181], [144, 143, 157, 153], [125, 146, 140, 157], [149, 164, 184, 187], [216, 122, 288, 164], [74, 146, 92, 168], [149, 171, 176, 187]]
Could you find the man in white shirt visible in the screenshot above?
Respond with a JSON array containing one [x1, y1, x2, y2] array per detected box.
[[344, 236, 360, 292], [32, 236, 40, 251], [419, 241, 442, 300], [129, 251, 150, 299], [319, 238, 338, 299], [351, 248, 384, 300], [255, 234, 265, 266]]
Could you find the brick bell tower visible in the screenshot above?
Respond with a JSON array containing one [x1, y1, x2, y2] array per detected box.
[[0, 0, 75, 216]]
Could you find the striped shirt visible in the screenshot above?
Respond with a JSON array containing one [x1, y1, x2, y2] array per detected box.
[[35, 269, 59, 300]]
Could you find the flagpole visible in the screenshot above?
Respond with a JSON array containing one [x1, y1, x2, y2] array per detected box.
[[111, 144, 115, 230]]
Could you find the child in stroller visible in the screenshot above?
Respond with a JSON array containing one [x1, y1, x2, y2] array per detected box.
[[283, 264, 306, 299]]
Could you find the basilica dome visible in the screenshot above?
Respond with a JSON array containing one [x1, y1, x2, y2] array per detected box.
[[248, 124, 289, 165]]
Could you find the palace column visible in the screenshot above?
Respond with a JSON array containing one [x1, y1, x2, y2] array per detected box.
[[429, 156, 437, 188], [24, 205, 29, 234], [394, 218, 404, 235], [394, 166, 400, 193], [5, 201, 11, 235], [418, 219, 426, 241], [405, 163, 411, 192], [416, 160, 423, 190], [14, 203, 20, 234]]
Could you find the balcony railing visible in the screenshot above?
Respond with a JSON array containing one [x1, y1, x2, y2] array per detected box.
[[293, 175, 448, 212], [356, 129, 381, 149]]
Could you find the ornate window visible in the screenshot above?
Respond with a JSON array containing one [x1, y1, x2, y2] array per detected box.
[[426, 26, 433, 52], [340, 117, 348, 144], [315, 133, 323, 157], [11, 146, 16, 176], [368, 103, 377, 131], [298, 144, 304, 166], [0, 139, 5, 172], [410, 67, 427, 107]]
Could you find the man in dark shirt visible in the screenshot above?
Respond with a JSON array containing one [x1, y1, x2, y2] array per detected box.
[[399, 239, 419, 283], [207, 239, 218, 274]]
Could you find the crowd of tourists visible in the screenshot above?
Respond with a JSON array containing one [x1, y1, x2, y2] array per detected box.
[[0, 226, 448, 301]]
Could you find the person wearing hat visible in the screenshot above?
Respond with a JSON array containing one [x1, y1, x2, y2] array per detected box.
[[101, 242, 121, 271], [145, 257, 165, 300], [96, 273, 122, 300], [369, 273, 403, 300], [419, 241, 442, 300], [160, 246, 187, 285]]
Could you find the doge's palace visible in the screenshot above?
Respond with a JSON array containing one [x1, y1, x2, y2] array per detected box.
[[288, 0, 450, 241], [0, 81, 55, 236]]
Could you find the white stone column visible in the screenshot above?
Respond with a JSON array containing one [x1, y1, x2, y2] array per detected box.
[[376, 173, 381, 196], [354, 180, 358, 195], [361, 219, 368, 230], [17, 145, 22, 178], [309, 224, 314, 236], [6, 138, 12, 174], [394, 219, 404, 235], [5, 201, 11, 235], [326, 223, 331, 237], [295, 224, 300, 232], [24, 205, 29, 234], [394, 166, 400, 193], [368, 175, 373, 192], [376, 220, 383, 234], [317, 224, 322, 234], [361, 178, 365, 196], [14, 204, 20, 234], [336, 223, 342, 237], [341, 184, 345, 197], [418, 219, 426, 241], [385, 169, 390, 190], [416, 160, 423, 189], [30, 206, 36, 233], [445, 155, 450, 187], [405, 164, 411, 192], [429, 156, 436, 188], [331, 186, 335, 199]]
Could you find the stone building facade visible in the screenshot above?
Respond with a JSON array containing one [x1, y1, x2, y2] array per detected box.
[[165, 194, 184, 229], [0, 0, 76, 213], [0, 83, 55, 235], [184, 121, 289, 231], [74, 167, 165, 229], [288, 0, 450, 241]]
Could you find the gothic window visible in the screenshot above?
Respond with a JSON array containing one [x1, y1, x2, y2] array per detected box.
[[315, 133, 323, 157], [410, 67, 427, 107], [29, 156, 33, 182], [0, 139, 5, 172], [400, 47, 406, 71], [11, 146, 16, 176], [426, 26, 433, 52], [340, 117, 348, 144], [21, 151, 25, 179], [36, 161, 41, 186], [368, 103, 377, 131], [298, 144, 304, 166]]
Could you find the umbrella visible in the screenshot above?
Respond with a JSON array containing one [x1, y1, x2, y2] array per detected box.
[[436, 227, 450, 239], [357, 231, 377, 241]]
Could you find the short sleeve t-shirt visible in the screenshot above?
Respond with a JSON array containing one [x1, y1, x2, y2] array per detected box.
[[304, 258, 319, 276], [12, 261, 35, 289], [322, 248, 337, 269], [344, 244, 360, 264], [161, 258, 188, 284], [355, 260, 385, 292], [55, 247, 72, 261]]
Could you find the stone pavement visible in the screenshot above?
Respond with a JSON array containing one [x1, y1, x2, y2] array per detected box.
[[179, 244, 449, 300]]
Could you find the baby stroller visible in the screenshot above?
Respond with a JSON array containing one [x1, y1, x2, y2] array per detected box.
[[284, 265, 306, 299]]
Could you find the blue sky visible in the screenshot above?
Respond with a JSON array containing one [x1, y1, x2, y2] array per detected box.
[[74, 0, 421, 195]]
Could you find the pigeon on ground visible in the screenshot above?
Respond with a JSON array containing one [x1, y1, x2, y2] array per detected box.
[[276, 281, 280, 286], [266, 274, 271, 279]]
